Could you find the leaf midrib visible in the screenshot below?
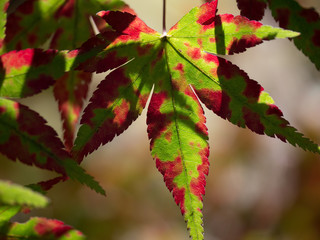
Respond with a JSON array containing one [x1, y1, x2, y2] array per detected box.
[[164, 42, 203, 240]]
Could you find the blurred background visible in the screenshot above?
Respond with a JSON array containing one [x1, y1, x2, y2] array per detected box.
[[1, 0, 320, 239]]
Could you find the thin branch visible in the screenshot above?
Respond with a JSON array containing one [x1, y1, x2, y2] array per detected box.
[[163, 0, 166, 35]]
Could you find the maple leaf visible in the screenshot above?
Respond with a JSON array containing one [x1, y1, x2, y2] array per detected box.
[[0, 98, 105, 195], [63, 0, 320, 238], [1, 0, 129, 151]]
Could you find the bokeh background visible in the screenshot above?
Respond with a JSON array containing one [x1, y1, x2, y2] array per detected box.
[[1, 0, 320, 239]]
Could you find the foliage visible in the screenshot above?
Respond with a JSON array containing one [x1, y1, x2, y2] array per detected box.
[[0, 0, 319, 239]]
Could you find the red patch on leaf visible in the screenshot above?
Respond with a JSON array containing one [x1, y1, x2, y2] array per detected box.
[[82, 68, 130, 124], [27, 34, 37, 46], [195, 88, 231, 120], [156, 156, 186, 214], [5, 14, 22, 43], [190, 147, 209, 201], [50, 28, 64, 49], [312, 30, 320, 47], [204, 52, 219, 65], [195, 122, 208, 136], [35, 218, 72, 237], [299, 8, 319, 23], [151, 48, 164, 69], [78, 50, 128, 74], [137, 44, 153, 56], [54, 71, 91, 151], [27, 75, 55, 94], [197, 0, 218, 25], [147, 92, 169, 141], [0, 106, 5, 114], [165, 132, 172, 142], [1, 49, 57, 75], [98, 10, 157, 39], [220, 14, 234, 24], [38, 176, 66, 191], [209, 37, 216, 43], [113, 100, 130, 126], [242, 78, 263, 102], [173, 63, 184, 74], [276, 8, 290, 29], [55, 0, 75, 19], [233, 15, 262, 32], [187, 47, 201, 59], [242, 107, 265, 134], [217, 57, 248, 80], [266, 104, 283, 117], [3, 2, 9, 12], [19, 0, 34, 14], [228, 35, 263, 54]]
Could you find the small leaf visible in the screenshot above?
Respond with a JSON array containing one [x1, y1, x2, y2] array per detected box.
[[0, 217, 86, 240], [0, 180, 49, 208], [268, 0, 320, 70]]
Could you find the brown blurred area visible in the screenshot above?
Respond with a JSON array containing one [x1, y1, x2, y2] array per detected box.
[[1, 0, 320, 239]]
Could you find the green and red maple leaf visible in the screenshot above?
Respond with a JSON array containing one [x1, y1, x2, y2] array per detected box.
[[68, 1, 318, 238], [0, 0, 320, 239]]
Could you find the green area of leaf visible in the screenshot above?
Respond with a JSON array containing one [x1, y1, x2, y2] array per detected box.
[[0, 180, 49, 208]]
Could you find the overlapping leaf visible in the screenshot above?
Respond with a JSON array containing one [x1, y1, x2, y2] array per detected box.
[[64, 0, 320, 238], [2, 0, 127, 52], [0, 98, 105, 195], [1, 0, 129, 150], [233, 0, 320, 70], [268, 0, 320, 70]]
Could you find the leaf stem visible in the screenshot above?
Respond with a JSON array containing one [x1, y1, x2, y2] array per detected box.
[[162, 0, 167, 35]]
